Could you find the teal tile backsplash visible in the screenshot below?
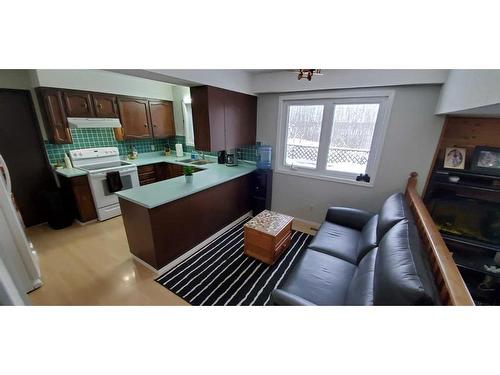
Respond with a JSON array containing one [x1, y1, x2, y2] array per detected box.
[[44, 129, 258, 164], [44, 128, 170, 164]]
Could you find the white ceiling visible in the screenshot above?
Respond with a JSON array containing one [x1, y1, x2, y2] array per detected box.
[[110, 69, 449, 97]]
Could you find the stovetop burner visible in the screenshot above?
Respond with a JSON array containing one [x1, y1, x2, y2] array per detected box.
[[79, 161, 133, 172]]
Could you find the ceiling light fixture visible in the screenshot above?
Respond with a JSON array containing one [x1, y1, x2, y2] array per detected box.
[[296, 69, 322, 81]]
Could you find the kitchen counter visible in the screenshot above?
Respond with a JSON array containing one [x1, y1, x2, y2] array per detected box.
[[54, 167, 87, 178], [117, 151, 256, 269], [116, 152, 256, 209]]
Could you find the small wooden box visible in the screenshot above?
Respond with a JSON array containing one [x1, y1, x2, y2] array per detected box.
[[244, 210, 294, 265]]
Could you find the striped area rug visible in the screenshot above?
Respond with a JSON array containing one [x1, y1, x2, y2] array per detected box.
[[155, 217, 313, 306]]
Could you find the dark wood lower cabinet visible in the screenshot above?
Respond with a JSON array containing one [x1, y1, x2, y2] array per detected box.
[[168, 163, 185, 178], [119, 174, 252, 269], [137, 164, 157, 186], [60, 175, 97, 223], [138, 163, 201, 186]]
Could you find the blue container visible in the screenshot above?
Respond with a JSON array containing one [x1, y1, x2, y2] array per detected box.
[[256, 145, 272, 169]]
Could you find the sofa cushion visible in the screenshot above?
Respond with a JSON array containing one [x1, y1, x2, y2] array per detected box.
[[345, 248, 378, 305], [325, 207, 374, 231], [356, 214, 379, 262], [376, 193, 412, 240], [272, 248, 357, 306], [374, 220, 435, 305], [308, 221, 361, 264]]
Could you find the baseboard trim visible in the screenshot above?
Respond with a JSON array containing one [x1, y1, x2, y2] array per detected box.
[[131, 254, 159, 273], [292, 217, 320, 234], [135, 211, 253, 275]]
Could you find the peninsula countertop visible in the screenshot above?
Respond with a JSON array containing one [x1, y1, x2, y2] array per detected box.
[[115, 152, 257, 209]]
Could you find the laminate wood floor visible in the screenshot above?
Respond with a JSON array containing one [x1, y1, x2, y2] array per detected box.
[[26, 215, 316, 306], [26, 217, 188, 306]]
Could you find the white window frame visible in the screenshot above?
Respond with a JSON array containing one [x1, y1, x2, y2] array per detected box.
[[275, 89, 395, 187]]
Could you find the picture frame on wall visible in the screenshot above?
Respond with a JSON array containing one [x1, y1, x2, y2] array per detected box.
[[470, 146, 500, 176], [443, 147, 466, 170]]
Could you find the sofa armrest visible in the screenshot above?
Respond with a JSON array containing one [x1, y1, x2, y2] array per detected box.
[[325, 207, 374, 230], [271, 289, 316, 306]]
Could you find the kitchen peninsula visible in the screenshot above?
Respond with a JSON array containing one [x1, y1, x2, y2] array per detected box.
[[116, 153, 256, 270]]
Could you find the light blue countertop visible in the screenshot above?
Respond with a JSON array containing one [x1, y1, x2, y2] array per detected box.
[[54, 167, 87, 178], [53, 152, 204, 177], [116, 152, 257, 209]]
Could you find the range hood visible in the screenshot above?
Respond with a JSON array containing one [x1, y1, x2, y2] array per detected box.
[[68, 117, 122, 129]]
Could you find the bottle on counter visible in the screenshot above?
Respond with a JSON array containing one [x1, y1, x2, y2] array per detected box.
[[54, 160, 63, 170], [64, 153, 72, 169], [128, 145, 138, 159]]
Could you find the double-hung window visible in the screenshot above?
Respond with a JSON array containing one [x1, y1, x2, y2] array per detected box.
[[277, 90, 394, 186]]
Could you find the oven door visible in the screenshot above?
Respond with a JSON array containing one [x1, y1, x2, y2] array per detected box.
[[88, 168, 139, 209]]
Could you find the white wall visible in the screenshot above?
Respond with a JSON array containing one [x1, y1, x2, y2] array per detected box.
[[109, 69, 255, 95], [436, 69, 500, 115], [257, 85, 444, 223], [0, 70, 32, 89], [252, 69, 448, 94], [171, 85, 191, 135], [34, 70, 174, 100]]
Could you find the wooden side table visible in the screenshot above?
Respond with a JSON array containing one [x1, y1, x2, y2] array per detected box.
[[244, 210, 294, 265]]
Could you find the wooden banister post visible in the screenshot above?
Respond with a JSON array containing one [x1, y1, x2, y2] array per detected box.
[[404, 171, 474, 306], [406, 171, 418, 192]]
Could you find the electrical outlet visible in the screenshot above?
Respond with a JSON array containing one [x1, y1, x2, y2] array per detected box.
[[151, 145, 155, 151]]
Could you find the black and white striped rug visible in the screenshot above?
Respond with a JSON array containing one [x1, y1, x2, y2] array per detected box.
[[155, 217, 312, 306]]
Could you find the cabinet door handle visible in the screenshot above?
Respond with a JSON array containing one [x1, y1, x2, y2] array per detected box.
[[153, 124, 157, 127], [144, 124, 148, 128], [97, 104, 103, 109], [81, 102, 88, 108]]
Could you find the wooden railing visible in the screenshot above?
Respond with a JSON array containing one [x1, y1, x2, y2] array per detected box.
[[405, 172, 474, 306]]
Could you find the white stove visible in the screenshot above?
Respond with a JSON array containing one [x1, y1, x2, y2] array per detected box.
[[69, 147, 139, 221]]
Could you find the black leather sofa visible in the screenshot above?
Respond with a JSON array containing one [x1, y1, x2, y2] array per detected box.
[[271, 193, 441, 305]]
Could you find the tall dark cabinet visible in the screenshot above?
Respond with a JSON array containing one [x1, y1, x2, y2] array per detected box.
[[190, 85, 257, 152], [251, 169, 272, 215], [0, 89, 55, 226]]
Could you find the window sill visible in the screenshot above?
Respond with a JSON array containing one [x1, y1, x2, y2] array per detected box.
[[275, 167, 375, 188]]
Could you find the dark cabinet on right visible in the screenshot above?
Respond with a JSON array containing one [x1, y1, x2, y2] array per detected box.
[[251, 169, 272, 215], [191, 85, 256, 152]]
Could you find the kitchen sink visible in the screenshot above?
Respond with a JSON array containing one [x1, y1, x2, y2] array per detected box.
[[190, 160, 213, 165], [175, 158, 213, 165]]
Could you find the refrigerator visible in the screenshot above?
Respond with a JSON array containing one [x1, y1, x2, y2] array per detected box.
[[0, 153, 42, 305]]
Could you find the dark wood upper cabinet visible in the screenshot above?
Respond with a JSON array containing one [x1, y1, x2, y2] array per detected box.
[[149, 100, 175, 138], [37, 88, 72, 144], [117, 98, 152, 139], [92, 94, 119, 118], [36, 87, 178, 143], [190, 85, 256, 151], [63, 91, 94, 117], [224, 90, 257, 150]]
